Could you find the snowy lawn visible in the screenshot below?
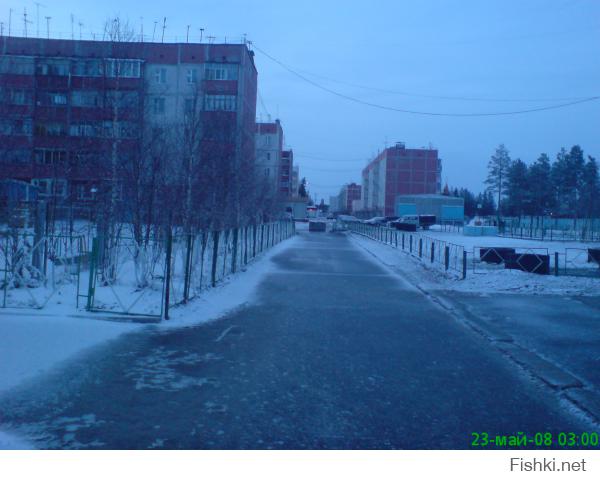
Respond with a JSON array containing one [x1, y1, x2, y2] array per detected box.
[[350, 233, 600, 296], [0, 234, 299, 448]]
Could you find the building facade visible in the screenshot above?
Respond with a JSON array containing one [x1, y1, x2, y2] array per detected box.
[[0, 36, 257, 211], [255, 119, 283, 194], [361, 142, 441, 216], [335, 182, 362, 213]]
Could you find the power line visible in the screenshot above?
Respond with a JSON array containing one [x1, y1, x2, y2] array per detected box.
[[251, 43, 600, 117], [295, 69, 593, 103]]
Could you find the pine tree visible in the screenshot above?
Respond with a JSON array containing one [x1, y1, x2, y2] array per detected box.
[[580, 156, 599, 218], [298, 177, 308, 198], [506, 159, 529, 217], [485, 144, 511, 221], [528, 153, 554, 215]]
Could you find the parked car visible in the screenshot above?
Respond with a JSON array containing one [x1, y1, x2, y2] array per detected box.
[[363, 216, 386, 225], [337, 214, 361, 223]]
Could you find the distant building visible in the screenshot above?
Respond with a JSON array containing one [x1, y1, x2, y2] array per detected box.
[[335, 182, 362, 213], [280, 150, 293, 197], [255, 120, 283, 195], [362, 142, 441, 216], [291, 165, 299, 197], [329, 195, 339, 213], [395, 194, 464, 223]]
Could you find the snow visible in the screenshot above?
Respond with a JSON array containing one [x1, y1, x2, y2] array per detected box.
[[0, 232, 298, 448], [349, 232, 600, 296]]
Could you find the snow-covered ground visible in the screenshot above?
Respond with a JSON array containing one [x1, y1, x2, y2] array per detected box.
[[0, 234, 298, 448], [350, 233, 600, 296]]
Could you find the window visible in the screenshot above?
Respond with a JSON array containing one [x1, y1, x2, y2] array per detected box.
[[38, 92, 68, 106], [153, 97, 166, 114], [71, 91, 100, 107], [266, 136, 271, 146], [105, 59, 142, 78], [77, 184, 97, 200], [266, 152, 271, 161], [33, 179, 67, 197], [0, 118, 32, 136], [34, 149, 67, 166], [186, 69, 197, 83], [72, 60, 103, 77], [35, 122, 66, 137], [6, 89, 33, 105], [204, 63, 238, 80], [204, 94, 236, 112], [154, 68, 167, 84], [69, 123, 99, 137], [184, 98, 195, 115], [0, 56, 35, 75], [36, 60, 70, 76]]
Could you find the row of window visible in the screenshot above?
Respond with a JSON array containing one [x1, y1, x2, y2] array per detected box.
[[1, 55, 239, 82], [30, 178, 123, 201], [153, 63, 238, 84], [31, 121, 139, 139], [152, 94, 237, 114], [0, 88, 139, 108]]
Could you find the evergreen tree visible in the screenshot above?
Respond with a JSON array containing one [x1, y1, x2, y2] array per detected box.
[[458, 188, 477, 217], [298, 177, 308, 198], [505, 159, 529, 217], [485, 144, 511, 220], [528, 153, 554, 215], [580, 156, 599, 218]]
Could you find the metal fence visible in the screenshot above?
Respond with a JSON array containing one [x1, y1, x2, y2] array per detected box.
[[1, 231, 87, 308], [346, 222, 467, 278], [499, 216, 600, 242], [86, 220, 295, 320]]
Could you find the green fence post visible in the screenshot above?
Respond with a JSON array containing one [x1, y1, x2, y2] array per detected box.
[[253, 225, 257, 258], [232, 228, 239, 273], [211, 230, 220, 287], [163, 230, 173, 320], [260, 224, 265, 252], [462, 251, 467, 279], [86, 237, 99, 311], [410, 235, 413, 253], [444, 245, 450, 271], [431, 243, 435, 263], [395, 232, 398, 248], [554, 252, 559, 276], [419, 238, 423, 258], [183, 233, 193, 304], [402, 233, 405, 250], [244, 226, 249, 265]]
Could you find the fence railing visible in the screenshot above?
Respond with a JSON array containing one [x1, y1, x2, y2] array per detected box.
[[499, 216, 600, 242], [86, 220, 295, 319], [346, 222, 467, 278]]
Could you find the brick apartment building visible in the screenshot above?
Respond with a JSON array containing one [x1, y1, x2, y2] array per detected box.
[[334, 182, 362, 213], [361, 142, 441, 216], [0, 36, 257, 209]]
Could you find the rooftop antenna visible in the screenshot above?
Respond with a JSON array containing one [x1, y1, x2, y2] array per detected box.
[[242, 33, 247, 44], [23, 8, 33, 38], [152, 21, 157, 41], [34, 2, 46, 38], [139, 17, 143, 42], [8, 8, 12, 36], [186, 25, 190, 43], [199, 27, 204, 42], [207, 35, 215, 44], [45, 16, 51, 39], [70, 14, 74, 40], [161, 17, 166, 43], [78, 21, 83, 40], [0, 22, 3, 37]]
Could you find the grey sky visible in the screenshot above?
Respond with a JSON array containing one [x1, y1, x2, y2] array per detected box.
[[5, 0, 599, 201]]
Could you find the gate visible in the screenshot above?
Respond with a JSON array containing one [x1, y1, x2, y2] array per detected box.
[[1, 232, 86, 309]]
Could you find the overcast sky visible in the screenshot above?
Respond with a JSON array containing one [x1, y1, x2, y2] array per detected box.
[[4, 0, 599, 201]]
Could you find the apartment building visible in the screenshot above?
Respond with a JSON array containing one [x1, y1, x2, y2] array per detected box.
[[0, 36, 257, 206], [361, 142, 441, 216]]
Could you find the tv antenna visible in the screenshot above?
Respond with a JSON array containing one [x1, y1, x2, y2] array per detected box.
[[8, 8, 12, 36], [139, 17, 143, 42], [199, 27, 204, 42], [45, 16, 51, 39], [23, 8, 33, 38], [78, 21, 83, 40], [70, 14, 74, 40], [186, 25, 190, 43], [207, 35, 215, 44], [161, 17, 166, 43], [152, 21, 157, 41]]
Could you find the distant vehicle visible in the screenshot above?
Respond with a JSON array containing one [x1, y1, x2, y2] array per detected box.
[[309, 220, 327, 232], [389, 214, 437, 230], [306, 206, 318, 219], [337, 214, 360, 223], [384, 216, 400, 226], [363, 216, 386, 225]]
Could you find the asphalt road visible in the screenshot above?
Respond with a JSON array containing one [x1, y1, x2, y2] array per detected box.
[[0, 229, 594, 449]]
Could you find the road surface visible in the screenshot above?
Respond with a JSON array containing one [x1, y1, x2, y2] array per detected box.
[[0, 229, 595, 449]]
